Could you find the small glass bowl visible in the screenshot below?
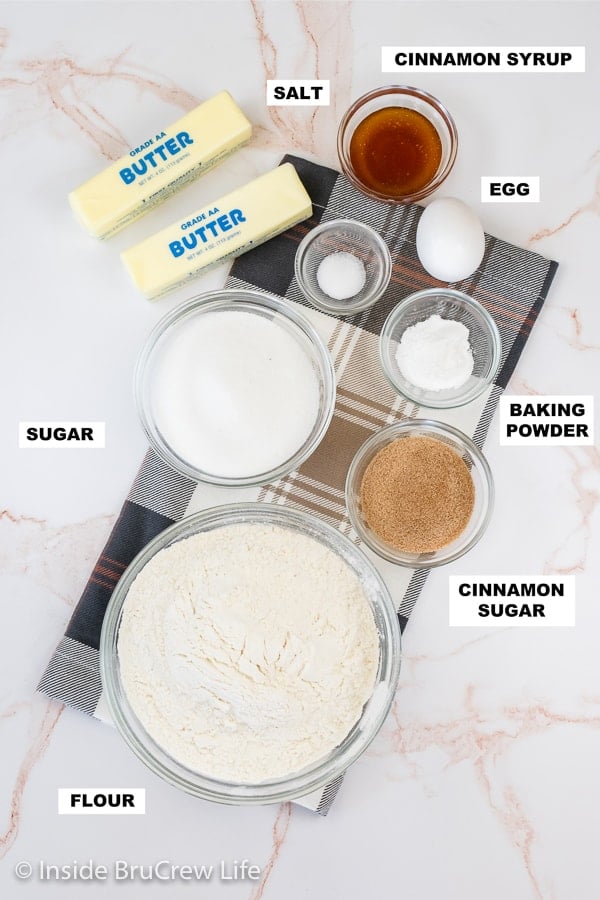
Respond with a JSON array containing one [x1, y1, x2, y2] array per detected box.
[[346, 420, 494, 568], [380, 288, 501, 409], [337, 85, 458, 203], [134, 289, 336, 486], [294, 218, 392, 315], [100, 503, 402, 805]]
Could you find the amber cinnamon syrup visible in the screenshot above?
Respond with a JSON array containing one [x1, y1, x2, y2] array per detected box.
[[349, 107, 442, 198]]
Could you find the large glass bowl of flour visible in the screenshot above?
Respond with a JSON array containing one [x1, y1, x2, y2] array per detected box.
[[100, 503, 401, 805], [134, 289, 336, 485]]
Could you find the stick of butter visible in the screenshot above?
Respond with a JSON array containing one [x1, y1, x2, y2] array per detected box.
[[69, 91, 252, 240], [121, 163, 313, 299]]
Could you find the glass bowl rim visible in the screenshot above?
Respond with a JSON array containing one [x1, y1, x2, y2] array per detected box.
[[294, 217, 393, 315], [99, 502, 402, 804], [337, 84, 459, 204], [379, 288, 502, 409], [133, 289, 336, 486], [345, 418, 495, 567]]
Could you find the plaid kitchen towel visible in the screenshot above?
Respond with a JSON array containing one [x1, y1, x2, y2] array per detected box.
[[39, 154, 558, 815]]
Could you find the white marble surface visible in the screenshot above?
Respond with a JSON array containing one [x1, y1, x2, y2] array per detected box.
[[2, 2, 600, 898]]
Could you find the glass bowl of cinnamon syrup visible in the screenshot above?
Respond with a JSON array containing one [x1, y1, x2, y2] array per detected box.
[[337, 85, 458, 203]]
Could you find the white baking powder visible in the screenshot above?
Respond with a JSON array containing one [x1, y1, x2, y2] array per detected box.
[[150, 310, 320, 478], [395, 314, 474, 391], [118, 524, 379, 782], [316, 251, 366, 300]]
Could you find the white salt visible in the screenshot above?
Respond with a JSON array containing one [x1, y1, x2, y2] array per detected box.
[[150, 310, 320, 478], [395, 314, 474, 391], [316, 251, 366, 301]]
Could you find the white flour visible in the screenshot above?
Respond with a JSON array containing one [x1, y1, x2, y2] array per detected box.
[[118, 524, 379, 782]]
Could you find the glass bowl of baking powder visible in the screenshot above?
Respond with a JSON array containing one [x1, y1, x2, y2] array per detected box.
[[100, 503, 401, 805], [380, 288, 501, 409]]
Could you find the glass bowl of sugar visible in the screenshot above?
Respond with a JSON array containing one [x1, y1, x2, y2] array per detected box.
[[134, 290, 336, 485], [294, 218, 392, 315], [379, 288, 501, 409]]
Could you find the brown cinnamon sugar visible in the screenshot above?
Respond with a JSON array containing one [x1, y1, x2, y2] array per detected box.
[[359, 436, 475, 554]]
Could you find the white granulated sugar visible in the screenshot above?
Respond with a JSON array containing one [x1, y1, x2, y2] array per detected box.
[[316, 251, 366, 300], [150, 310, 320, 478], [118, 524, 379, 782], [395, 313, 474, 391]]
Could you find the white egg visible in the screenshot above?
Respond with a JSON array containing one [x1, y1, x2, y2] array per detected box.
[[416, 197, 485, 283]]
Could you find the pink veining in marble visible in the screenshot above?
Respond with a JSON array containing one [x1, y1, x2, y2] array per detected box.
[[528, 169, 600, 246], [399, 631, 510, 679], [0, 509, 115, 606], [0, 702, 63, 860], [507, 378, 599, 577], [0, 701, 30, 722], [2, 8, 354, 167], [551, 306, 600, 353], [249, 803, 292, 900], [0, 508, 115, 860], [384, 686, 600, 899], [567, 308, 593, 350], [542, 445, 600, 576], [250, 0, 352, 164], [0, 30, 198, 159], [520, 305, 599, 355]]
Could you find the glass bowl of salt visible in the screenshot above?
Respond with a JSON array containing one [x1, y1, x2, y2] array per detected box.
[[379, 288, 501, 409], [294, 218, 392, 316]]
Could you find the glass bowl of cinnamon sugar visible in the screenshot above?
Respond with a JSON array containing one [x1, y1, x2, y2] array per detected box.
[[346, 420, 494, 567]]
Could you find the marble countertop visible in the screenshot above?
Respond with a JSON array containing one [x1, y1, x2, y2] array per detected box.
[[2, 2, 599, 898]]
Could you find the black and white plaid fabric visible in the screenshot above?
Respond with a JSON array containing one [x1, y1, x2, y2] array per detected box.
[[39, 154, 558, 815]]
